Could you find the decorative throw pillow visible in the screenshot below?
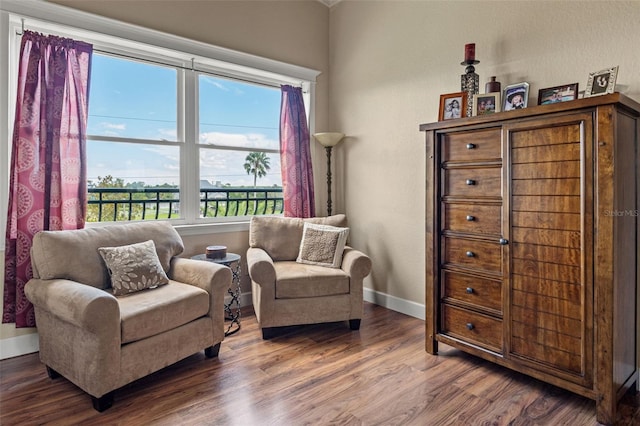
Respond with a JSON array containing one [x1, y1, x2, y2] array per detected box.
[[98, 240, 169, 296], [296, 222, 350, 268]]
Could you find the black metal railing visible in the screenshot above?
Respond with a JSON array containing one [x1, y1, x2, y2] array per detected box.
[[87, 187, 283, 222]]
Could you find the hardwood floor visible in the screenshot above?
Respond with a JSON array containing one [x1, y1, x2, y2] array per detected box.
[[1, 302, 639, 425]]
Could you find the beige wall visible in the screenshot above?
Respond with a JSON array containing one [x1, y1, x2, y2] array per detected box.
[[328, 0, 640, 306]]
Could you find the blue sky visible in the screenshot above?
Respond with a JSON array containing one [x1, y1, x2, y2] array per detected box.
[[87, 53, 282, 187]]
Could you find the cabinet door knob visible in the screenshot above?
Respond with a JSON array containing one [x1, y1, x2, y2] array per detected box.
[[465, 179, 476, 186], [466, 215, 475, 221], [466, 143, 476, 149], [499, 238, 508, 245], [466, 323, 475, 330], [466, 251, 475, 258], [466, 287, 474, 294]]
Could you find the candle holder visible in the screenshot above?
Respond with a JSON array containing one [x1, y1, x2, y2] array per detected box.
[[461, 59, 480, 118]]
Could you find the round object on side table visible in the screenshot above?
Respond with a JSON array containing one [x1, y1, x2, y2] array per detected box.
[[206, 245, 227, 259]]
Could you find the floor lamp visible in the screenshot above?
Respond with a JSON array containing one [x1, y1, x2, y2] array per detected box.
[[313, 132, 345, 216]]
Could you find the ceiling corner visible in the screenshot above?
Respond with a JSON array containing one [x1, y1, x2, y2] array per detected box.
[[315, 0, 343, 8]]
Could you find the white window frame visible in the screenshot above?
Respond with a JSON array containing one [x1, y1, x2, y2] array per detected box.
[[0, 0, 320, 238]]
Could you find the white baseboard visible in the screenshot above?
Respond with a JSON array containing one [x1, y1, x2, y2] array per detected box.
[[0, 290, 421, 360], [363, 287, 425, 320], [0, 333, 39, 360]]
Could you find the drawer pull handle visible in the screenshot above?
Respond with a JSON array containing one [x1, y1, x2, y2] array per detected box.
[[466, 287, 474, 294], [499, 238, 509, 245], [466, 143, 476, 150], [466, 323, 475, 330], [466, 251, 475, 258], [466, 215, 475, 221], [465, 179, 476, 186]]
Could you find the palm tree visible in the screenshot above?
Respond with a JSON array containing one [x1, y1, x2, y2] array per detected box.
[[243, 152, 271, 187]]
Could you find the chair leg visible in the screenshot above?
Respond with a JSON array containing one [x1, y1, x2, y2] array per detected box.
[[261, 327, 277, 340], [46, 365, 61, 380], [349, 319, 361, 330], [91, 391, 114, 412], [204, 343, 221, 358]]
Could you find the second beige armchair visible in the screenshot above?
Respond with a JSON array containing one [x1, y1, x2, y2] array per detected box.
[[247, 214, 372, 339]]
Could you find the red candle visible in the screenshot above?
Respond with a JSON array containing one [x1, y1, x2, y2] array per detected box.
[[464, 43, 475, 62]]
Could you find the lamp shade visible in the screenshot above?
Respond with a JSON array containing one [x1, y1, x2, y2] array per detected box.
[[313, 132, 345, 147]]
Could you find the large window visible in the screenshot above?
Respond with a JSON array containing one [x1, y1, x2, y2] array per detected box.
[[86, 53, 286, 224]]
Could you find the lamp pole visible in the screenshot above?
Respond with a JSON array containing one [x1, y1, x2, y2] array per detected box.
[[325, 146, 333, 215], [313, 132, 345, 216]]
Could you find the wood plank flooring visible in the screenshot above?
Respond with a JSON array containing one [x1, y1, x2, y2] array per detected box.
[[1, 302, 639, 425]]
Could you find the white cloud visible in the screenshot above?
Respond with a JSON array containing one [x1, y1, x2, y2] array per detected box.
[[101, 122, 126, 130], [199, 132, 278, 150]]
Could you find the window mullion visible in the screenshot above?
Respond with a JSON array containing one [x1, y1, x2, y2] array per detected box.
[[181, 68, 199, 222]]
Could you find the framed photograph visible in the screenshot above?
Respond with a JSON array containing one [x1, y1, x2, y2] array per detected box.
[[503, 82, 529, 111], [473, 92, 501, 116], [538, 83, 579, 105], [585, 66, 618, 97], [438, 92, 467, 121]]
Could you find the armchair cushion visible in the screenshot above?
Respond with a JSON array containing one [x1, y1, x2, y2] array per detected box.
[[118, 281, 209, 344], [275, 262, 349, 298], [296, 223, 349, 268], [98, 240, 169, 296]]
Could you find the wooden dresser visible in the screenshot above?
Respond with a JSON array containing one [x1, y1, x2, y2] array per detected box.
[[420, 93, 640, 425]]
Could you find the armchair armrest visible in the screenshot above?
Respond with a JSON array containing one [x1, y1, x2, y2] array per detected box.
[[170, 257, 231, 294], [24, 279, 119, 335], [169, 257, 231, 330], [341, 246, 372, 279], [246, 247, 276, 287]]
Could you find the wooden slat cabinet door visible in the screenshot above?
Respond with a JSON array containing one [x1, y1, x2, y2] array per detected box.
[[503, 112, 594, 388]]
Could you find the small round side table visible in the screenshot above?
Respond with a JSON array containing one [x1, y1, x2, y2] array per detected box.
[[190, 253, 241, 336]]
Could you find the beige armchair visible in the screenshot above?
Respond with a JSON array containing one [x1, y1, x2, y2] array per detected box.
[[24, 221, 231, 411], [247, 215, 372, 339]]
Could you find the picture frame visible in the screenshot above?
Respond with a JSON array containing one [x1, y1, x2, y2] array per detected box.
[[538, 83, 579, 105], [473, 92, 501, 116], [438, 92, 467, 121], [503, 82, 529, 111], [585, 66, 618, 97]]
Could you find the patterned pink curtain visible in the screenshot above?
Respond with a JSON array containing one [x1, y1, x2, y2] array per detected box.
[[3, 31, 92, 327], [279, 85, 315, 218]]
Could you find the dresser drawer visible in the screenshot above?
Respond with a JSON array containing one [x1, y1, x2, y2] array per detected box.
[[443, 203, 501, 235], [443, 237, 502, 273], [444, 167, 501, 198], [442, 304, 502, 352], [442, 271, 502, 312], [442, 128, 501, 162]]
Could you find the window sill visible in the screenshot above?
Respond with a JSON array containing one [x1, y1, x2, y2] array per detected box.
[[174, 221, 250, 236], [84, 219, 252, 236]]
